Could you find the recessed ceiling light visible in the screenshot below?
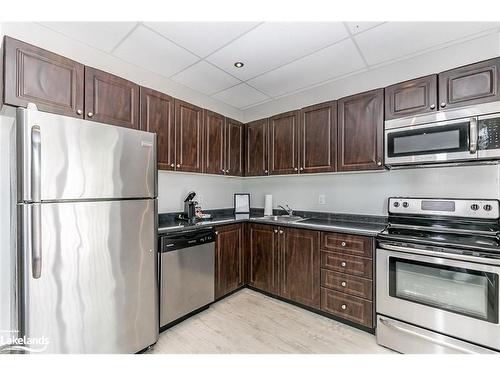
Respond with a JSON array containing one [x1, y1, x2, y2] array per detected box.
[[234, 61, 244, 68]]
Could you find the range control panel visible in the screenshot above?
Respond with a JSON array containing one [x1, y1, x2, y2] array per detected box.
[[388, 197, 500, 219]]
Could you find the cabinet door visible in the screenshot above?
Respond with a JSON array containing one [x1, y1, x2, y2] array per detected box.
[[269, 110, 299, 175], [299, 101, 337, 173], [3, 36, 84, 118], [215, 224, 244, 299], [245, 119, 268, 176], [203, 110, 225, 175], [439, 58, 500, 110], [385, 75, 438, 120], [338, 89, 384, 171], [225, 118, 244, 176], [140, 87, 174, 170], [174, 100, 203, 173], [280, 228, 320, 309], [248, 224, 279, 295], [84, 67, 140, 129]]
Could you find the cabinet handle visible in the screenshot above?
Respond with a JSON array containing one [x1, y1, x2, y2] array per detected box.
[[341, 261, 347, 267], [430, 104, 436, 110], [177, 164, 181, 168], [279, 230, 283, 234], [440, 102, 447, 108], [341, 281, 347, 287], [274, 229, 278, 233], [341, 241, 346, 247], [341, 304, 347, 310], [76, 109, 83, 115]]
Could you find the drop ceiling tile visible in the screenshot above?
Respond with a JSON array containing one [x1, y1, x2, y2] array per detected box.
[[207, 22, 350, 80], [144, 22, 260, 57], [212, 83, 269, 109], [355, 22, 500, 66], [345, 22, 385, 35], [171, 61, 240, 95], [113, 25, 199, 78], [247, 39, 366, 97], [40, 22, 138, 52]]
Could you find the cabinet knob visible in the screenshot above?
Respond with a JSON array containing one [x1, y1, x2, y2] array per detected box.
[[341, 304, 347, 310], [341, 281, 347, 287], [294, 167, 298, 171], [341, 241, 346, 247], [341, 261, 347, 267], [215, 231, 218, 235], [274, 229, 278, 233], [377, 161, 382, 166], [170, 163, 175, 168], [440, 102, 447, 108], [176, 164, 181, 168], [300, 167, 304, 171], [279, 230, 284, 234], [87, 112, 94, 118], [76, 109, 83, 115], [226, 169, 230, 173], [264, 170, 268, 174], [430, 104, 436, 110]]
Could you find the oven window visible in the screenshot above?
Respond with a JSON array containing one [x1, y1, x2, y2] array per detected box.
[[387, 122, 470, 157], [389, 258, 498, 323]]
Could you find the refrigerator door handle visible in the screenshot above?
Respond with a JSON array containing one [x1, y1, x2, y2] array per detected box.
[[23, 204, 42, 279], [31, 125, 41, 202]]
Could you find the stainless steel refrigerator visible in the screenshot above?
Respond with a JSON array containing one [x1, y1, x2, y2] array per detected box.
[[15, 105, 158, 353]]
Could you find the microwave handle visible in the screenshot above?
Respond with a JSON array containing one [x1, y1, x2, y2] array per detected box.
[[469, 117, 478, 154]]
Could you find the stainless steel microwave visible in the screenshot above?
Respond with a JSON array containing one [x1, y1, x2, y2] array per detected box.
[[384, 102, 500, 167]]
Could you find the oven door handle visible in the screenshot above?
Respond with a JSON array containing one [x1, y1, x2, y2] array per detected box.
[[378, 242, 500, 266], [469, 117, 478, 154], [379, 318, 481, 354]]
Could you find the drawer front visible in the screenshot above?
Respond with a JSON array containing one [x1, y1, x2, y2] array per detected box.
[[320, 232, 373, 258], [321, 269, 372, 300], [321, 288, 373, 327], [320, 251, 372, 278]]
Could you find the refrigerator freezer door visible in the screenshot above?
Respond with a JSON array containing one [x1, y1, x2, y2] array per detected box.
[[17, 107, 156, 202], [20, 199, 158, 353]]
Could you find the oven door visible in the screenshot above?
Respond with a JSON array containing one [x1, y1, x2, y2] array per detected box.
[[385, 117, 478, 166], [376, 245, 500, 350]]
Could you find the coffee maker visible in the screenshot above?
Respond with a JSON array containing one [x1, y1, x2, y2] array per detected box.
[[179, 191, 197, 222]]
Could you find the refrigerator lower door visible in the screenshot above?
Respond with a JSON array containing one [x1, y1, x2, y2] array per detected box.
[[17, 107, 156, 202], [20, 199, 158, 354]]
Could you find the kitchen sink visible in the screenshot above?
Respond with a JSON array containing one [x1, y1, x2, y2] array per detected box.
[[253, 215, 306, 223]]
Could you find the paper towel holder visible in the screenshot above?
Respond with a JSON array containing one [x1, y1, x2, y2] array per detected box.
[[234, 193, 250, 214]]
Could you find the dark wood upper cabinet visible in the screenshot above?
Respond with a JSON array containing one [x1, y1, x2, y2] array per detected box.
[[245, 119, 269, 176], [225, 118, 244, 176], [203, 110, 225, 175], [215, 224, 244, 300], [174, 100, 203, 173], [299, 101, 337, 173], [280, 228, 320, 309], [84, 66, 139, 129], [337, 89, 384, 172], [3, 36, 84, 118], [439, 57, 500, 110], [140, 87, 174, 170], [269, 110, 299, 175], [385, 75, 438, 120], [248, 223, 279, 295]]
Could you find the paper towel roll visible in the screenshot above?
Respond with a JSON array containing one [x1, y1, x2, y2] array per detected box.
[[264, 195, 273, 216]]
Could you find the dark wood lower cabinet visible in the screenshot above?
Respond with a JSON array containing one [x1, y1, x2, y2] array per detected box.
[[248, 224, 279, 295], [280, 228, 320, 309], [215, 224, 244, 299], [321, 288, 373, 327]]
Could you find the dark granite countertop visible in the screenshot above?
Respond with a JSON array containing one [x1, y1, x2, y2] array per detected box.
[[158, 208, 387, 237]]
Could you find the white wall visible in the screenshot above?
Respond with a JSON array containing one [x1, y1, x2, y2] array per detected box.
[[157, 171, 244, 212], [243, 165, 500, 216], [243, 31, 500, 122], [0, 22, 244, 122]]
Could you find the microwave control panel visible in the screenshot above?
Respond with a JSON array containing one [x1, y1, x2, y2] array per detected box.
[[479, 117, 500, 150]]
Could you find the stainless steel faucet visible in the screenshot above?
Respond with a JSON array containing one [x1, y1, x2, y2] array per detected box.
[[278, 204, 294, 216]]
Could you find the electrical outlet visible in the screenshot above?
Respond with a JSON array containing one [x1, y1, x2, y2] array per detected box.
[[318, 194, 326, 205]]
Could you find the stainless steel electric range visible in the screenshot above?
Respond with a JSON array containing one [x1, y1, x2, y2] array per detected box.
[[376, 197, 500, 354]]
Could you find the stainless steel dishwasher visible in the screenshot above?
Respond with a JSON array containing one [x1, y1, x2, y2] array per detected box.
[[158, 228, 215, 330]]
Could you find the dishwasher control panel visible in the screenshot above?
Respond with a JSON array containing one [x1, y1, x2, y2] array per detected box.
[[160, 228, 215, 252]]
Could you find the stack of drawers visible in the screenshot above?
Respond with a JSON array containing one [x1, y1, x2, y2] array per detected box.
[[319, 232, 374, 328]]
